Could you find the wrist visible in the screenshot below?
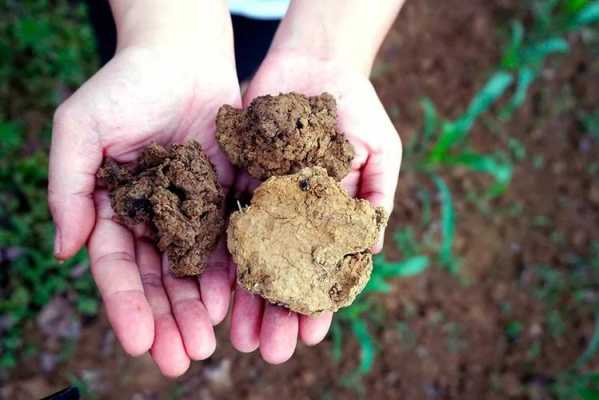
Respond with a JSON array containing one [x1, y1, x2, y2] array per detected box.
[[268, 0, 404, 77], [109, 0, 234, 62], [269, 24, 375, 78], [269, 40, 374, 78], [261, 47, 371, 84]]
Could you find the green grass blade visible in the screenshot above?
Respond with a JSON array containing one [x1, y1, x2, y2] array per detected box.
[[374, 255, 430, 278], [577, 315, 599, 367], [419, 187, 432, 225], [362, 274, 392, 295], [579, 388, 599, 400], [363, 255, 430, 295], [428, 72, 513, 161], [338, 302, 371, 319], [456, 71, 514, 131], [433, 175, 458, 272], [501, 21, 525, 70], [351, 319, 376, 374], [532, 0, 560, 29], [443, 151, 513, 195], [421, 98, 439, 144], [500, 67, 536, 120], [521, 37, 570, 66], [571, 2, 599, 27], [562, 0, 591, 15], [330, 320, 343, 362]]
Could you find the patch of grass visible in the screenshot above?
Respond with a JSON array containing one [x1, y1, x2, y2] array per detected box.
[[400, 0, 599, 276], [0, 1, 98, 371], [552, 371, 599, 400], [334, 1, 599, 386], [526, 242, 599, 398], [330, 255, 430, 378]]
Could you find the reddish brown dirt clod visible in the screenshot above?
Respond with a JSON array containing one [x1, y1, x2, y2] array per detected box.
[[97, 141, 224, 277], [227, 167, 387, 315], [216, 92, 354, 181]]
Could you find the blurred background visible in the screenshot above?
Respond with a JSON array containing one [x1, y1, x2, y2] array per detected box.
[[1, 0, 598, 399]]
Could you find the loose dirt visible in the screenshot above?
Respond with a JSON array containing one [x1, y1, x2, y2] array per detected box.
[[97, 141, 224, 276]]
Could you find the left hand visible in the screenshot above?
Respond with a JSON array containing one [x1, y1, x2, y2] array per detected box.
[[229, 50, 402, 364]]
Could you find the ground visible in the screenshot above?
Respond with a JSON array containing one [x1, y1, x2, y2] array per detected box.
[[4, 0, 599, 399]]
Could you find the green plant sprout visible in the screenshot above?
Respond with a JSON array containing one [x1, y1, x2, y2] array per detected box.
[[404, 73, 515, 271], [401, 0, 599, 272], [0, 0, 98, 370], [527, 242, 599, 399], [500, 0, 599, 118], [330, 255, 429, 380], [331, 0, 599, 385]]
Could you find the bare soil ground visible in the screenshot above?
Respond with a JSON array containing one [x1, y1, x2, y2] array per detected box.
[[5, 0, 598, 399]]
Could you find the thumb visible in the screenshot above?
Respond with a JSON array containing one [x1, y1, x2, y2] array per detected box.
[[358, 120, 402, 254], [48, 104, 102, 260]]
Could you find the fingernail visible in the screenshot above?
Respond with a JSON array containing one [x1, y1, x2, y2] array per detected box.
[[54, 228, 62, 258]]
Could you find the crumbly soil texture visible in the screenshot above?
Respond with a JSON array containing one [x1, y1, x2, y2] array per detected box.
[[228, 167, 387, 315], [216, 92, 354, 181], [97, 141, 224, 277]]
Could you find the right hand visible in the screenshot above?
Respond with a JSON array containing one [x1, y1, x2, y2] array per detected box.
[[49, 42, 240, 377]]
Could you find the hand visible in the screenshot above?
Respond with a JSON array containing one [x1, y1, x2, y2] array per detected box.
[[229, 50, 402, 364], [49, 43, 240, 377]]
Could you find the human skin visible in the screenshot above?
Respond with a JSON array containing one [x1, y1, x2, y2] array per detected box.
[[230, 0, 405, 364], [49, 0, 404, 377], [49, 0, 240, 378]]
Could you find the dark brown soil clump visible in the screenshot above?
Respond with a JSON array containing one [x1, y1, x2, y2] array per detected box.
[[227, 167, 387, 315], [216, 92, 354, 181], [97, 141, 224, 277]]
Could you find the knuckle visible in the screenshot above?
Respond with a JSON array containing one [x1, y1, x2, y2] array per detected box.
[[53, 102, 73, 131], [205, 259, 229, 271], [172, 297, 202, 315], [140, 272, 164, 290], [94, 251, 136, 270]]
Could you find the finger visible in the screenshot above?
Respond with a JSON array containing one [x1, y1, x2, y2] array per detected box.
[[199, 241, 235, 325], [49, 104, 102, 259], [230, 287, 263, 353], [299, 312, 333, 346], [359, 140, 401, 253], [259, 303, 299, 364], [162, 255, 216, 361], [358, 105, 402, 252], [200, 139, 236, 191], [233, 170, 261, 194], [135, 240, 190, 378], [88, 191, 153, 356], [359, 142, 401, 217], [340, 168, 361, 198]]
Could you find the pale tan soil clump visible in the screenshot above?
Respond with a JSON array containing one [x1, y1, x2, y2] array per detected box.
[[227, 167, 387, 315]]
